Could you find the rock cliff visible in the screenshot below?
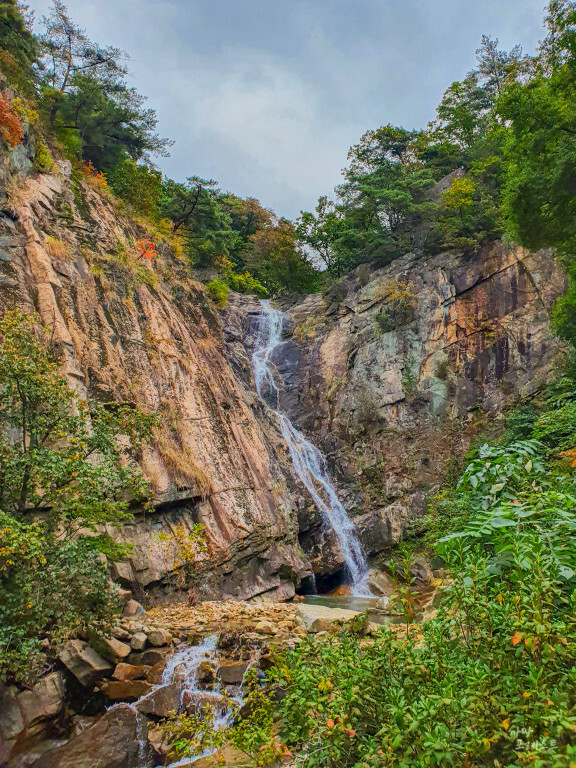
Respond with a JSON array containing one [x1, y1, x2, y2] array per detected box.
[[227, 244, 565, 583], [0, 154, 309, 603], [0, 138, 566, 596]]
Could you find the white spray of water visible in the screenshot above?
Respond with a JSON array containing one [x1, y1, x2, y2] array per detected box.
[[251, 299, 369, 592], [159, 636, 244, 767]]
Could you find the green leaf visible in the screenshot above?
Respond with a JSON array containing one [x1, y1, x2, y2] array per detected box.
[[488, 517, 517, 528]]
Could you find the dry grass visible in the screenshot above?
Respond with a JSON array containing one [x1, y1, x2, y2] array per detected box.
[[43, 235, 73, 260], [4, 178, 27, 208], [294, 315, 323, 342], [155, 426, 214, 499]]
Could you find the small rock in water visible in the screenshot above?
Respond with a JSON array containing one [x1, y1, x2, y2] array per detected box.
[[101, 679, 153, 702], [136, 682, 180, 717], [197, 660, 217, 683], [217, 660, 252, 684], [146, 660, 166, 685], [112, 662, 148, 682], [183, 690, 228, 715]]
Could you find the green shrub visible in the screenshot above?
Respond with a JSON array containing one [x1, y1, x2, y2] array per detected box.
[[226, 270, 268, 297], [0, 310, 155, 681], [107, 158, 162, 220], [374, 311, 393, 334], [0, 514, 117, 682], [205, 278, 230, 307], [34, 136, 54, 173], [532, 402, 576, 452], [156, 436, 576, 768]]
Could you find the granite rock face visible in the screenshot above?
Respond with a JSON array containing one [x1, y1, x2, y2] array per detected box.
[[0, 155, 309, 602], [227, 243, 566, 578]]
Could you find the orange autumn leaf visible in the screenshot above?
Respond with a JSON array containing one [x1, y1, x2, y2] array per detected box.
[[326, 719, 335, 729], [501, 718, 510, 730], [512, 632, 523, 646], [136, 238, 158, 261], [344, 728, 357, 737], [0, 93, 23, 147], [559, 447, 576, 467], [81, 160, 107, 187]]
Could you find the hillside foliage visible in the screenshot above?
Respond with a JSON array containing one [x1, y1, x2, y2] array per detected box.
[[0, 311, 155, 681]]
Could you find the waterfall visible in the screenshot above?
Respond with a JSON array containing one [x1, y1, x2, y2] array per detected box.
[[251, 299, 369, 592]]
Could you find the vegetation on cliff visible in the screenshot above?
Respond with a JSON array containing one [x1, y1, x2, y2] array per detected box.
[[0, 311, 155, 681], [2, 0, 576, 297], [146, 4, 576, 763], [0, 0, 318, 298], [297, 1, 576, 282]]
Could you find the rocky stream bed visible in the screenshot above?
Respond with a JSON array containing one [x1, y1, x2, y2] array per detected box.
[[0, 592, 414, 768]]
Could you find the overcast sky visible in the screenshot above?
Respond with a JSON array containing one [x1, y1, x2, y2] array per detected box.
[[29, 0, 547, 218]]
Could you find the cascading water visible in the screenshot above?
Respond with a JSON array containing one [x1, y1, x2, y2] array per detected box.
[[251, 299, 369, 592]]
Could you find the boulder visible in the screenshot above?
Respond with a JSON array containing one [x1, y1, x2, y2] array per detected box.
[[101, 679, 153, 702], [0, 686, 25, 751], [88, 633, 132, 663], [16, 672, 65, 736], [130, 632, 147, 651], [254, 621, 277, 635], [197, 660, 216, 684], [146, 628, 172, 647], [136, 683, 181, 718], [365, 568, 395, 598], [309, 617, 337, 633], [122, 599, 144, 618], [217, 661, 251, 685], [112, 663, 148, 682], [129, 647, 170, 667], [146, 661, 166, 685], [409, 559, 434, 587], [183, 691, 228, 715], [34, 703, 140, 768], [192, 743, 257, 767], [58, 639, 114, 687], [296, 604, 359, 632]]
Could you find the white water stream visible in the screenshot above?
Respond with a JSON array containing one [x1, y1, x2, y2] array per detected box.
[[251, 299, 369, 592], [123, 636, 243, 768]]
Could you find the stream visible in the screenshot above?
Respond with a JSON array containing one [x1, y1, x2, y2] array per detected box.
[[133, 636, 244, 768]]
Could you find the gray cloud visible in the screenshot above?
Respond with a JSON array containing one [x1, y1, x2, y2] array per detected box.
[[29, 0, 546, 217]]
